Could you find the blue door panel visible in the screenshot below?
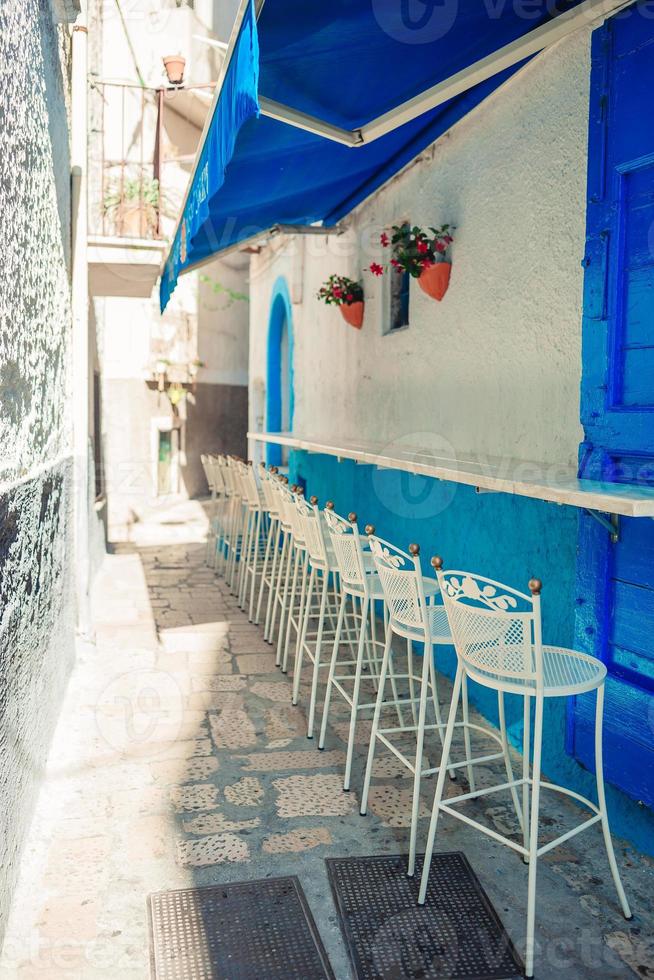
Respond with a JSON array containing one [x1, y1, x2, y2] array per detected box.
[[575, 12, 654, 807], [574, 674, 654, 806]]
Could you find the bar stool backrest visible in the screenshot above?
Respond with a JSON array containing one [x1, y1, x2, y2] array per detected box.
[[242, 462, 260, 507], [436, 569, 540, 684], [200, 453, 214, 491], [210, 456, 226, 495], [369, 535, 427, 635], [216, 455, 230, 494], [324, 507, 366, 591], [276, 482, 295, 531], [296, 496, 328, 566], [287, 491, 306, 545], [260, 467, 279, 517]]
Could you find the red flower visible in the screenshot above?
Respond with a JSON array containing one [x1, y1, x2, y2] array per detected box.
[[380, 232, 389, 247], [346, 293, 353, 301], [333, 287, 343, 298], [369, 262, 384, 276], [421, 259, 433, 269], [390, 258, 401, 269], [417, 240, 429, 254], [434, 241, 445, 253], [444, 235, 453, 244]]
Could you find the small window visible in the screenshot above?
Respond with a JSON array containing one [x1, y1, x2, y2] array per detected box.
[[390, 267, 410, 331], [384, 265, 410, 334]]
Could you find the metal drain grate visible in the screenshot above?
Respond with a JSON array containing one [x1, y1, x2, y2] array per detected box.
[[148, 876, 335, 979], [326, 853, 524, 980]]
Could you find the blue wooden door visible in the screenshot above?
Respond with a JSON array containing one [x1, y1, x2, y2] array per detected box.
[[574, 11, 654, 806]]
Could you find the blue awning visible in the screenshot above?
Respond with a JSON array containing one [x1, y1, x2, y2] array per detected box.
[[161, 0, 590, 311]]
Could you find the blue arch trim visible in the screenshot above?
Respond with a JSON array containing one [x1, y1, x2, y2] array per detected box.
[[266, 276, 294, 466]]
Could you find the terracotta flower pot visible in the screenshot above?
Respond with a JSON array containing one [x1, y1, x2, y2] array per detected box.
[[418, 262, 451, 301], [340, 301, 364, 329], [163, 55, 186, 85]]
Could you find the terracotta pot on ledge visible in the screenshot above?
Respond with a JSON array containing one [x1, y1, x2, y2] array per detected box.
[[163, 55, 186, 86], [340, 301, 364, 329], [418, 262, 451, 301]]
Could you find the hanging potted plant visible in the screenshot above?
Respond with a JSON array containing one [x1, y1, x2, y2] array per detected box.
[[316, 274, 365, 328], [163, 54, 186, 86], [371, 223, 454, 301]]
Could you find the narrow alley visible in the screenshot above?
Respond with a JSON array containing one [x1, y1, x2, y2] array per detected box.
[[0, 503, 651, 979]]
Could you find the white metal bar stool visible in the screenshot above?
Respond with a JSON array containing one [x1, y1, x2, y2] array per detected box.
[[318, 507, 403, 790], [278, 487, 312, 674], [255, 464, 281, 627], [200, 453, 218, 566], [212, 454, 231, 576], [236, 462, 267, 615], [419, 563, 632, 978], [291, 495, 349, 738], [360, 536, 522, 880], [265, 478, 297, 650]]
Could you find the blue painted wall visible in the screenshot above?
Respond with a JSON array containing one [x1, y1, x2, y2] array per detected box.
[[573, 14, 654, 831], [289, 449, 654, 854]]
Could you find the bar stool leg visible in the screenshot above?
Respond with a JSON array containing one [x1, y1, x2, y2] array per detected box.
[[428, 652, 456, 780], [255, 516, 274, 626], [461, 674, 476, 792], [268, 530, 288, 648], [318, 591, 347, 751], [408, 644, 431, 878], [360, 628, 393, 817], [522, 694, 531, 862], [367, 600, 380, 684], [407, 639, 417, 727], [343, 596, 369, 791], [237, 509, 252, 608], [264, 521, 281, 642], [498, 691, 523, 831], [418, 662, 464, 904], [276, 534, 294, 666], [594, 684, 632, 919], [248, 509, 262, 622], [293, 565, 315, 706], [525, 693, 544, 979], [281, 547, 301, 673], [307, 570, 329, 738]]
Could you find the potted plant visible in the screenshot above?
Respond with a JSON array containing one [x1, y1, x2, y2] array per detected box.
[[316, 274, 365, 328], [163, 54, 186, 85], [103, 176, 162, 238], [370, 223, 454, 301]]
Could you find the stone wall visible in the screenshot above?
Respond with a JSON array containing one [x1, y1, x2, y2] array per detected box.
[[0, 0, 75, 943]]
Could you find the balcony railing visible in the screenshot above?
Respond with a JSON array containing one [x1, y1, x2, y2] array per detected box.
[[89, 80, 213, 242]]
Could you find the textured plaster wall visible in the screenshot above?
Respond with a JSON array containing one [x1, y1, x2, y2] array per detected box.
[[0, 0, 75, 944], [249, 30, 590, 469]]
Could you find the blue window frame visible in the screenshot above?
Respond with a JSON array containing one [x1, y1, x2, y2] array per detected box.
[[574, 12, 654, 807]]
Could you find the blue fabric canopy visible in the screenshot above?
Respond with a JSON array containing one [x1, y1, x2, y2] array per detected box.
[[161, 0, 583, 311]]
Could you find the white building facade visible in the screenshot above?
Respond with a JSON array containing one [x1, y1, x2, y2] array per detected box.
[[245, 20, 654, 854]]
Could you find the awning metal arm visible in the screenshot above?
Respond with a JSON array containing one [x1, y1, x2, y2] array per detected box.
[[256, 0, 631, 149], [259, 97, 363, 147]]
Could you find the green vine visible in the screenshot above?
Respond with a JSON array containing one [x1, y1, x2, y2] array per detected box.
[[200, 274, 249, 309]]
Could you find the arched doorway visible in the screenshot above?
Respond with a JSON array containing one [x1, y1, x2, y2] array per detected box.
[[266, 277, 294, 466]]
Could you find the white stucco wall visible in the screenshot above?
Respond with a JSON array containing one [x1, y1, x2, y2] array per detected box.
[[249, 29, 590, 470]]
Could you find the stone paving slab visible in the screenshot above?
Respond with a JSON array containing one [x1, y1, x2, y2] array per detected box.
[[0, 499, 652, 979]]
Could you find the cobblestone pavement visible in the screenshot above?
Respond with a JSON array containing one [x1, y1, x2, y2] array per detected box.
[[0, 500, 652, 979]]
